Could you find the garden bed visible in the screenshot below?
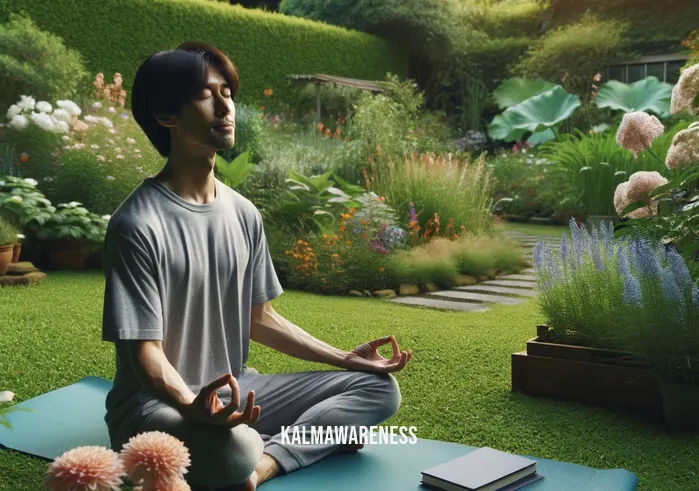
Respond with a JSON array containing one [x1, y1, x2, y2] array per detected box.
[[511, 325, 663, 422]]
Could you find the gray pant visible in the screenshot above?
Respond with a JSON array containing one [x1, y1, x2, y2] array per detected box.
[[134, 367, 402, 488]]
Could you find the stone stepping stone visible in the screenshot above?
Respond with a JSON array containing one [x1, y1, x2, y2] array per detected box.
[[388, 296, 491, 312], [498, 274, 537, 281], [427, 290, 525, 305], [481, 279, 536, 289], [456, 285, 536, 297]]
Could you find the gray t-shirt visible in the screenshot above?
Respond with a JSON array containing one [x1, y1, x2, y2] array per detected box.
[[101, 176, 283, 450]]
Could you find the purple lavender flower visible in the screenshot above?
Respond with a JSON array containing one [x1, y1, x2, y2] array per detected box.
[[661, 267, 684, 303], [560, 233, 570, 263], [622, 271, 643, 306], [533, 241, 548, 271], [590, 227, 604, 271], [408, 202, 417, 225], [666, 248, 693, 291], [569, 219, 583, 267]]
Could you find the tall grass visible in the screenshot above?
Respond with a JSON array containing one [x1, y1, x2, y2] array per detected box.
[[365, 151, 494, 236], [535, 219, 699, 384], [539, 124, 685, 216]]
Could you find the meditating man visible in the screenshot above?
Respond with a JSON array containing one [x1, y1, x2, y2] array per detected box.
[[101, 41, 412, 490]]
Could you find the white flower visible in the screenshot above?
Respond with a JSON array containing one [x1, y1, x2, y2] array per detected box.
[[108, 128, 116, 134], [23, 178, 38, 186], [84, 115, 99, 123], [29, 111, 55, 132], [8, 195, 23, 203], [106, 175, 115, 181], [68, 201, 82, 207], [54, 120, 70, 133], [0, 391, 14, 403], [16, 234, 25, 240], [91, 144, 99, 149], [99, 117, 114, 129], [8, 114, 28, 130], [56, 100, 81, 116], [127, 138, 135, 145], [6, 104, 22, 119], [61, 135, 71, 141], [17, 95, 36, 111], [92, 101, 102, 110], [108, 106, 116, 113], [36, 101, 52, 113], [52, 108, 73, 125], [101, 215, 111, 221], [116, 154, 124, 159]]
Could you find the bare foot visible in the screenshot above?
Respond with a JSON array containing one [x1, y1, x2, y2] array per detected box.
[[243, 470, 259, 491], [255, 453, 280, 485]]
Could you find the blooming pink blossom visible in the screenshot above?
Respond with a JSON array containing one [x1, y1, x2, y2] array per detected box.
[[616, 111, 664, 158], [45, 446, 124, 491], [120, 431, 191, 490], [626, 171, 668, 203], [670, 63, 699, 115], [665, 122, 699, 169]]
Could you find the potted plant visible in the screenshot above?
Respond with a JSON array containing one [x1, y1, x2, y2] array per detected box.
[[35, 202, 108, 270], [513, 216, 699, 429], [0, 217, 19, 277]]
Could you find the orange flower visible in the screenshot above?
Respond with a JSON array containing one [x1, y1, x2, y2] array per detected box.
[[379, 266, 385, 272], [260, 105, 265, 111], [264, 88, 273, 97]]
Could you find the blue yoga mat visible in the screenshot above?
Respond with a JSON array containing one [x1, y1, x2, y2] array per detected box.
[[0, 377, 639, 491]]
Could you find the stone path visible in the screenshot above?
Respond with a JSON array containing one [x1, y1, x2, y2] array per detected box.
[[388, 231, 559, 312]]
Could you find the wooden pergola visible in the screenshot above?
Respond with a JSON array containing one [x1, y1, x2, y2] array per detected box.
[[286, 74, 384, 127]]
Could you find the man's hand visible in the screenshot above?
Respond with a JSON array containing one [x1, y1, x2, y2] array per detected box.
[[179, 374, 261, 428], [343, 335, 412, 373]]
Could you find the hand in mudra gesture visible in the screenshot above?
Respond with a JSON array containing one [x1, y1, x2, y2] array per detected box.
[[182, 374, 261, 428], [344, 335, 412, 373]]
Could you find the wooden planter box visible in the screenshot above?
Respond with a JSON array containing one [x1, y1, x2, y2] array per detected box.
[[511, 325, 663, 422]]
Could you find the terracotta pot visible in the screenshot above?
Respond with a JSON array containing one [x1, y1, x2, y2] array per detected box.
[[11, 242, 21, 263], [0, 244, 13, 277]]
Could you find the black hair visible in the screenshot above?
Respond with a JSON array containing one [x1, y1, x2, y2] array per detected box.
[[131, 41, 239, 157]]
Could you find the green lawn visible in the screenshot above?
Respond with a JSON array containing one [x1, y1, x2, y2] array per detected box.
[[1, 272, 698, 490]]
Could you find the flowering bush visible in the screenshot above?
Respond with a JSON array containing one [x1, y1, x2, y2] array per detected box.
[[2, 73, 163, 215], [0, 176, 56, 232], [534, 218, 699, 385], [612, 63, 699, 271]]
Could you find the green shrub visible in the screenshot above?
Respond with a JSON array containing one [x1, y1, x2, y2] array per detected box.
[[0, 0, 407, 109], [0, 13, 89, 114], [511, 13, 629, 98]]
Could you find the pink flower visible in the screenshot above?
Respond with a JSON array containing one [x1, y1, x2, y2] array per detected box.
[[120, 431, 191, 490], [626, 171, 668, 203], [157, 478, 192, 491], [616, 111, 664, 158], [614, 177, 662, 220], [665, 122, 699, 169], [45, 446, 124, 491], [670, 63, 699, 115]]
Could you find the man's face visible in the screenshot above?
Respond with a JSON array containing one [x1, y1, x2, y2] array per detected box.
[[173, 65, 236, 153]]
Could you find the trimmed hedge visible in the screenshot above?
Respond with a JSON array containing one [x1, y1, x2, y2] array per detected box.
[[0, 0, 408, 107]]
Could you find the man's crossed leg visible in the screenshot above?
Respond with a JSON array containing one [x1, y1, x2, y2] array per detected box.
[[134, 367, 402, 489]]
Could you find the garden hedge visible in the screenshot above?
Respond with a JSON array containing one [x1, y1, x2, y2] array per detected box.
[[0, 0, 408, 107]]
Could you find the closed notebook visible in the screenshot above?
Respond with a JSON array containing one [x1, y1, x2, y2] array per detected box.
[[420, 447, 543, 491]]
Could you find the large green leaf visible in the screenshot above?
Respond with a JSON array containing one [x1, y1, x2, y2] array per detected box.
[[594, 76, 673, 117], [492, 78, 558, 110], [488, 86, 581, 142]]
